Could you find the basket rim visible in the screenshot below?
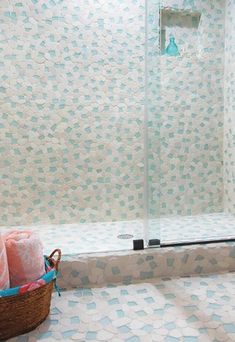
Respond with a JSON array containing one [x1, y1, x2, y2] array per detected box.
[[0, 280, 53, 302]]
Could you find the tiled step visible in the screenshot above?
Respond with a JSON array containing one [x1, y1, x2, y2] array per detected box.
[[2, 223, 235, 289], [58, 242, 235, 289]]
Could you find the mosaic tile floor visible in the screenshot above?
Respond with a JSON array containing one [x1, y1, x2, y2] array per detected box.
[[9, 271, 235, 342], [153, 212, 235, 245], [1, 213, 235, 255]]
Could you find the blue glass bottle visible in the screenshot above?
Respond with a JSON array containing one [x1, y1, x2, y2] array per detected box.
[[165, 36, 180, 56]]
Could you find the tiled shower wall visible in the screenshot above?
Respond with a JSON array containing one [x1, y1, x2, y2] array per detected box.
[[0, 0, 145, 225], [148, 0, 225, 218], [224, 0, 235, 214], [0, 0, 232, 227]]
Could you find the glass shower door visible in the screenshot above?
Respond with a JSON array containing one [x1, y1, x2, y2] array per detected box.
[[146, 0, 235, 247]]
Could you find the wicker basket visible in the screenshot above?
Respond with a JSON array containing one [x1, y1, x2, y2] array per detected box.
[[0, 249, 61, 341]]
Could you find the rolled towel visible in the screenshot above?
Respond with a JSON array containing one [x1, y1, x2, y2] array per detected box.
[[0, 234, 10, 290], [4, 231, 45, 287]]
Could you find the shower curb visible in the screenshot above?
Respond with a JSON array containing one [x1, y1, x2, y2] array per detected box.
[[58, 242, 235, 289]]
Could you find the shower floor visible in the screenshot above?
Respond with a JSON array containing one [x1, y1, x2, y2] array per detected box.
[[1, 212, 235, 255], [150, 212, 235, 245]]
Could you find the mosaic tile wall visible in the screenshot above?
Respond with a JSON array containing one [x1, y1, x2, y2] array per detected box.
[[147, 0, 225, 218], [224, 0, 235, 214], [0, 0, 145, 225], [0, 0, 231, 228]]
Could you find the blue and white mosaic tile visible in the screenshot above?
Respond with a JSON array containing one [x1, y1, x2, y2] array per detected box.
[[147, 0, 226, 218], [0, 0, 234, 228], [153, 212, 235, 244], [3, 213, 235, 289], [0, 0, 145, 226], [57, 241, 235, 289], [9, 272, 235, 341], [2, 213, 235, 255]]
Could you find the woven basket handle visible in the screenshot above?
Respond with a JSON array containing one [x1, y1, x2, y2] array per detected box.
[[48, 249, 61, 272]]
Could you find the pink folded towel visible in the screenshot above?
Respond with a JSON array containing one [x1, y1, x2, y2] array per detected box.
[[4, 231, 45, 287], [0, 234, 10, 290]]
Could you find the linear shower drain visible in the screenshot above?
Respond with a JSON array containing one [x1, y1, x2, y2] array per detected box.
[[117, 234, 134, 240]]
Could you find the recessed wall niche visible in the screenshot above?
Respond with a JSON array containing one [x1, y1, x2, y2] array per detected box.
[[160, 8, 201, 56]]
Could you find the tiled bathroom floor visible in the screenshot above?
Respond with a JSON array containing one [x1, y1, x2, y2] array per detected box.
[[1, 213, 235, 255], [9, 271, 235, 342]]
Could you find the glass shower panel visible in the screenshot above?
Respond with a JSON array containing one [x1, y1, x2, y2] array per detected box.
[[146, 0, 235, 246]]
